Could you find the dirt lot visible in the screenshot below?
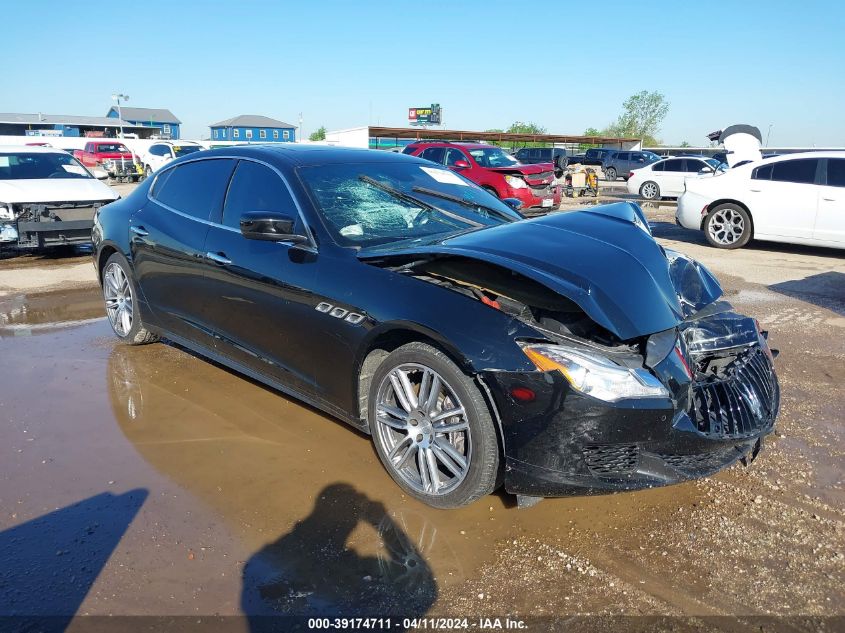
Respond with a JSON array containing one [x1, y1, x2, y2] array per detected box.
[[0, 199, 842, 630]]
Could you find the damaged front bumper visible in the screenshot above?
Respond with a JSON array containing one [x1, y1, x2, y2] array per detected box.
[[2, 202, 106, 248], [482, 304, 780, 497]]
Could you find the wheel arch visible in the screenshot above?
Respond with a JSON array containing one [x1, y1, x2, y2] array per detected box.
[[96, 242, 120, 284], [702, 198, 754, 236], [355, 324, 507, 483], [355, 324, 476, 427]]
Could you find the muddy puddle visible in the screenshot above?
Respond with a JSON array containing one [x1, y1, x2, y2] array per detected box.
[[0, 286, 104, 335], [0, 289, 705, 617], [1, 285, 842, 620]]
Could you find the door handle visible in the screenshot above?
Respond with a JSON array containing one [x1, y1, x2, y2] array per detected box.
[[822, 197, 835, 202], [205, 251, 232, 265], [130, 225, 149, 236], [749, 189, 761, 193]]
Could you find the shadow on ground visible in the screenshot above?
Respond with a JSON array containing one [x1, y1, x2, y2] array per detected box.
[[241, 483, 437, 630], [769, 271, 845, 316], [0, 489, 148, 632]]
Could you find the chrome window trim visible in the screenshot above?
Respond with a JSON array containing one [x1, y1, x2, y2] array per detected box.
[[146, 155, 318, 249]]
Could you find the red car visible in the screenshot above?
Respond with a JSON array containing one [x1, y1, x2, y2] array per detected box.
[[403, 141, 561, 210]]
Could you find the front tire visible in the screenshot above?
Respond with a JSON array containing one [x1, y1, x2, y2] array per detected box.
[[368, 342, 500, 508], [482, 186, 500, 198], [640, 181, 660, 200], [704, 204, 752, 249], [102, 252, 159, 345]]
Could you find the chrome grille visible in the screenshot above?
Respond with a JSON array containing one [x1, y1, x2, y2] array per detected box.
[[690, 347, 778, 438]]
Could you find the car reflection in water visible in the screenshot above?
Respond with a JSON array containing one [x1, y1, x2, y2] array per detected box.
[[106, 346, 446, 618]]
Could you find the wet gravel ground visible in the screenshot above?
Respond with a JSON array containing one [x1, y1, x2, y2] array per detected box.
[[0, 199, 842, 630]]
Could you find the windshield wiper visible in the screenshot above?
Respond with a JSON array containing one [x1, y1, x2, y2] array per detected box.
[[411, 186, 519, 222], [358, 175, 482, 227]]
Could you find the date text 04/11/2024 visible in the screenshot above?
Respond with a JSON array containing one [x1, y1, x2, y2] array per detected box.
[[307, 617, 528, 630]]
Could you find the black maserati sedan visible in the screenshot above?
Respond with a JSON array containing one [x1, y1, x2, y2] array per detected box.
[[92, 145, 779, 508]]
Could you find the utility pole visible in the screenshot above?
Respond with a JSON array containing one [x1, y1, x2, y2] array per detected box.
[[766, 124, 773, 147], [111, 93, 129, 138], [299, 112, 303, 142]]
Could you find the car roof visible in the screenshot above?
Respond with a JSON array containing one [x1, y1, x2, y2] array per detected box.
[[761, 150, 845, 161], [408, 141, 497, 149], [197, 144, 431, 167], [0, 145, 68, 154]]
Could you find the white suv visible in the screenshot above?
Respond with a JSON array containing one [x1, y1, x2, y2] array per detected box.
[[677, 152, 845, 250], [141, 141, 204, 177]]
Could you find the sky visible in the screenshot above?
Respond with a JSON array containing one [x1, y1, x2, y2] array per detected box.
[[3, 0, 845, 146]]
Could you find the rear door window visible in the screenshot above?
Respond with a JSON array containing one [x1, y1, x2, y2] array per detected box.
[[827, 158, 845, 187], [152, 158, 236, 221], [662, 159, 684, 172], [419, 147, 446, 164], [222, 160, 296, 229], [616, 152, 630, 162], [683, 159, 706, 173], [752, 164, 773, 180], [770, 159, 819, 184]]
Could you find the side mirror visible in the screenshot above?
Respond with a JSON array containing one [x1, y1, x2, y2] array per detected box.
[[240, 212, 308, 244], [451, 160, 470, 170], [502, 197, 523, 211], [699, 166, 715, 174], [92, 168, 109, 180]]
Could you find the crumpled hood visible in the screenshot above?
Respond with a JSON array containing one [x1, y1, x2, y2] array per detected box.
[[359, 202, 722, 341], [0, 178, 118, 204]]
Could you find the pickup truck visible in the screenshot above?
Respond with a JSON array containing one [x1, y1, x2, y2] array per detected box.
[[73, 141, 143, 182]]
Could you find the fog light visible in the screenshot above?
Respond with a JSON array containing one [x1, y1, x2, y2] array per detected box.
[[0, 223, 18, 243]]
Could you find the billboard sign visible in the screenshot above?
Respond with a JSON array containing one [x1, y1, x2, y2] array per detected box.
[[408, 104, 442, 125]]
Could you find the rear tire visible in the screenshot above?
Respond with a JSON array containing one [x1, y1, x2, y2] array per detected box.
[[102, 252, 159, 345], [368, 342, 500, 509], [640, 181, 660, 200], [704, 203, 752, 249], [605, 167, 617, 181]]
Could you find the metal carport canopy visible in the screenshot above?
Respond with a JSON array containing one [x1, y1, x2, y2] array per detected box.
[[367, 126, 640, 146]]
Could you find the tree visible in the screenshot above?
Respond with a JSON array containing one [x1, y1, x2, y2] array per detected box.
[[680, 140, 691, 148], [506, 121, 547, 136], [603, 91, 669, 146], [580, 127, 602, 150], [309, 126, 326, 142], [484, 122, 547, 149]]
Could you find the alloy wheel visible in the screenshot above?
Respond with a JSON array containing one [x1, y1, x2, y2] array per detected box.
[[708, 208, 745, 245], [374, 363, 471, 496], [103, 262, 134, 336], [641, 182, 658, 199]]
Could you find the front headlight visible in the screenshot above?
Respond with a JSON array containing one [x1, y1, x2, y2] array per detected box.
[[521, 343, 670, 402], [0, 203, 13, 221], [504, 174, 528, 189]]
